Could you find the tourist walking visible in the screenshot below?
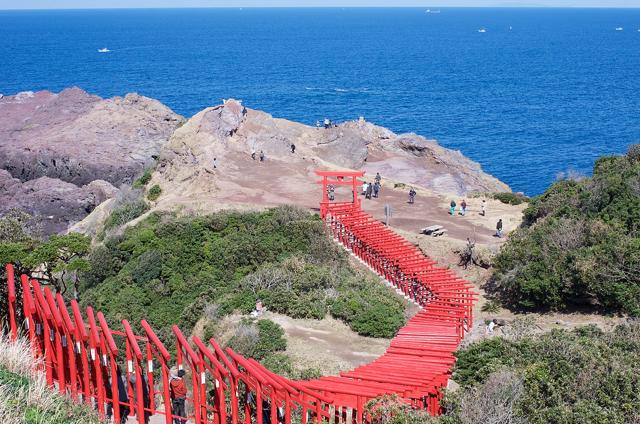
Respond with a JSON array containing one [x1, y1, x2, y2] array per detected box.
[[450, 200, 456, 216], [495, 219, 503, 238], [460, 200, 467, 216], [290, 143, 296, 154], [373, 181, 380, 198], [328, 185, 335, 201], [362, 181, 369, 195], [170, 369, 188, 424], [481, 199, 486, 216], [365, 183, 373, 199], [212, 157, 217, 169], [375, 172, 381, 184], [259, 151, 265, 162], [408, 188, 416, 204]]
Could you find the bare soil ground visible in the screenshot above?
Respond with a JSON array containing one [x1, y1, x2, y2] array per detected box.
[[266, 312, 390, 376]]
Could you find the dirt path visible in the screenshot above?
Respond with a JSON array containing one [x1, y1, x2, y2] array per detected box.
[[264, 312, 391, 376]]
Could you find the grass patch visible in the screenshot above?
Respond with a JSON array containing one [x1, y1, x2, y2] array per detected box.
[[147, 184, 162, 202]]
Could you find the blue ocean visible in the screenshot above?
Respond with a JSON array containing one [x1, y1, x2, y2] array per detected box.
[[1, 8, 639, 195]]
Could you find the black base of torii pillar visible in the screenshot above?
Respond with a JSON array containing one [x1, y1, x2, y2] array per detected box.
[[315, 170, 365, 219]]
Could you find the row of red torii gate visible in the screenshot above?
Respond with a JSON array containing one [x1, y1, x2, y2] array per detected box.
[[3, 170, 476, 424]]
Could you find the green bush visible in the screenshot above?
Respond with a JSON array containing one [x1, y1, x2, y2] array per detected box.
[[492, 192, 528, 206], [490, 146, 640, 315], [147, 184, 162, 201], [104, 200, 149, 230], [261, 353, 293, 376], [441, 323, 640, 423], [132, 168, 153, 189], [226, 319, 287, 361]]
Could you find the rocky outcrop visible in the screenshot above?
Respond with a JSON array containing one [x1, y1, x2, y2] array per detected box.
[[0, 87, 184, 186], [0, 170, 117, 234], [148, 99, 509, 222], [0, 88, 184, 234]]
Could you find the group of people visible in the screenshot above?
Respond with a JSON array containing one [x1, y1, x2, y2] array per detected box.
[[104, 368, 153, 424], [251, 150, 266, 162], [318, 118, 338, 129], [101, 362, 190, 424], [448, 199, 504, 238], [449, 199, 488, 217], [361, 173, 383, 200]]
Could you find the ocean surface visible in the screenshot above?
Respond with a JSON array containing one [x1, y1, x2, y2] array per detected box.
[[1, 8, 639, 195]]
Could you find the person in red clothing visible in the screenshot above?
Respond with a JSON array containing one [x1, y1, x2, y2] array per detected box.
[[170, 369, 188, 424]]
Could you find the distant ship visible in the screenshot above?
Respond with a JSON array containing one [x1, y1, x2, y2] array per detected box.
[[425, 9, 441, 14], [98, 48, 111, 53], [478, 28, 487, 33], [615, 27, 624, 31]]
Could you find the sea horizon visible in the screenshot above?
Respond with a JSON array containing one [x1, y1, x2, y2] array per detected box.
[[2, 7, 639, 195]]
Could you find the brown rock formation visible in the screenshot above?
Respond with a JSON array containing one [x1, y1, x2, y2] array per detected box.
[[154, 99, 509, 214], [0, 88, 184, 233], [0, 87, 184, 186]]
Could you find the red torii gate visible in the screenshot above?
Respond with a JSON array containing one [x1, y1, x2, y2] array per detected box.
[[315, 170, 364, 219], [3, 168, 476, 423]]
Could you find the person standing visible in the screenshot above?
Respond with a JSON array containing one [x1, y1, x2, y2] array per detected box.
[[170, 370, 188, 424], [460, 199, 467, 216], [373, 181, 380, 198], [408, 188, 416, 204], [290, 144, 296, 154], [366, 183, 373, 199], [362, 181, 369, 195], [259, 151, 265, 162], [212, 157, 217, 169], [324, 118, 330, 129], [116, 367, 129, 424], [481, 199, 486, 216], [496, 219, 503, 238], [450, 200, 457, 216], [375, 172, 381, 184], [328, 185, 335, 201]]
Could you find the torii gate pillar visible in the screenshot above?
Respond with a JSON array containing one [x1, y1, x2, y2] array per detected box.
[[315, 170, 365, 219]]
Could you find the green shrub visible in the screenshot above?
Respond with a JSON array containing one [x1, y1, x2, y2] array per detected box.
[[226, 319, 287, 361], [261, 353, 293, 376], [628, 143, 640, 163], [492, 192, 528, 205], [104, 200, 149, 230], [133, 168, 153, 189], [481, 300, 501, 314], [443, 323, 640, 423], [490, 148, 640, 315], [147, 184, 162, 201]]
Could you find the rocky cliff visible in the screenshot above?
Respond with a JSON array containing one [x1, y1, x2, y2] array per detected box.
[[0, 88, 184, 233], [153, 99, 509, 216]]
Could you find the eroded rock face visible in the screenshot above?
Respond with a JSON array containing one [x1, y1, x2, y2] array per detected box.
[[0, 87, 185, 186], [148, 99, 510, 224], [0, 87, 184, 234], [0, 170, 117, 234]]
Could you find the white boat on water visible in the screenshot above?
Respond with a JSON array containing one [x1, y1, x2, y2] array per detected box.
[[98, 48, 111, 53], [425, 9, 441, 14], [615, 27, 624, 31], [478, 28, 487, 33]]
